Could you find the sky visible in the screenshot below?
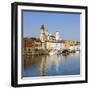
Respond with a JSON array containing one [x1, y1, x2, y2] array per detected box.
[[23, 11, 80, 41]]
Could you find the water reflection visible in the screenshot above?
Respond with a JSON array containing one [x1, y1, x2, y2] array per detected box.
[[40, 56, 46, 76], [22, 53, 80, 77]]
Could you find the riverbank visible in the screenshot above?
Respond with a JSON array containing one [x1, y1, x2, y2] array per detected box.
[[24, 48, 80, 56]]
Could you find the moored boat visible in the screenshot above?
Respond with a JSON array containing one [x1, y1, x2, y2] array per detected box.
[[76, 50, 80, 53], [49, 50, 58, 55]]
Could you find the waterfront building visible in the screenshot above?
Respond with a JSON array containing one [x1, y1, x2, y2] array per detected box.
[[23, 38, 35, 53], [40, 25, 47, 49], [46, 40, 66, 50], [23, 38, 42, 55], [39, 25, 66, 50], [23, 25, 80, 55], [69, 45, 80, 51], [56, 31, 60, 40], [49, 34, 56, 41], [64, 40, 80, 51]]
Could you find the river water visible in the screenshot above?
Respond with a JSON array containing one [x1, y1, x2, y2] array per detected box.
[[22, 53, 80, 77]]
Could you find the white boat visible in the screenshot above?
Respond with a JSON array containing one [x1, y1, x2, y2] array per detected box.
[[76, 50, 80, 53], [49, 50, 58, 55]]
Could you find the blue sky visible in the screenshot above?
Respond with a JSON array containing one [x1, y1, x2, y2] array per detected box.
[[23, 11, 80, 41]]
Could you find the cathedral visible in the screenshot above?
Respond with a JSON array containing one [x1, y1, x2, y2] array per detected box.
[[40, 25, 65, 50]]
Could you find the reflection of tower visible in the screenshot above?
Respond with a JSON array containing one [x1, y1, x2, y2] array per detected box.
[[40, 56, 46, 76], [40, 25, 47, 49]]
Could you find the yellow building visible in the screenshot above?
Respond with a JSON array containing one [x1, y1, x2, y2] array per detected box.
[[64, 41, 76, 46]]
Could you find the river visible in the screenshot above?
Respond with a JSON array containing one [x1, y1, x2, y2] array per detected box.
[[22, 53, 80, 77]]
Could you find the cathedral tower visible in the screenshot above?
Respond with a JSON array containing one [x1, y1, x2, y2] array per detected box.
[[40, 25, 46, 49]]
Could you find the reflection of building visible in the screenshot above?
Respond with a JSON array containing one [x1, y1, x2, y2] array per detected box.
[[40, 56, 46, 76]]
